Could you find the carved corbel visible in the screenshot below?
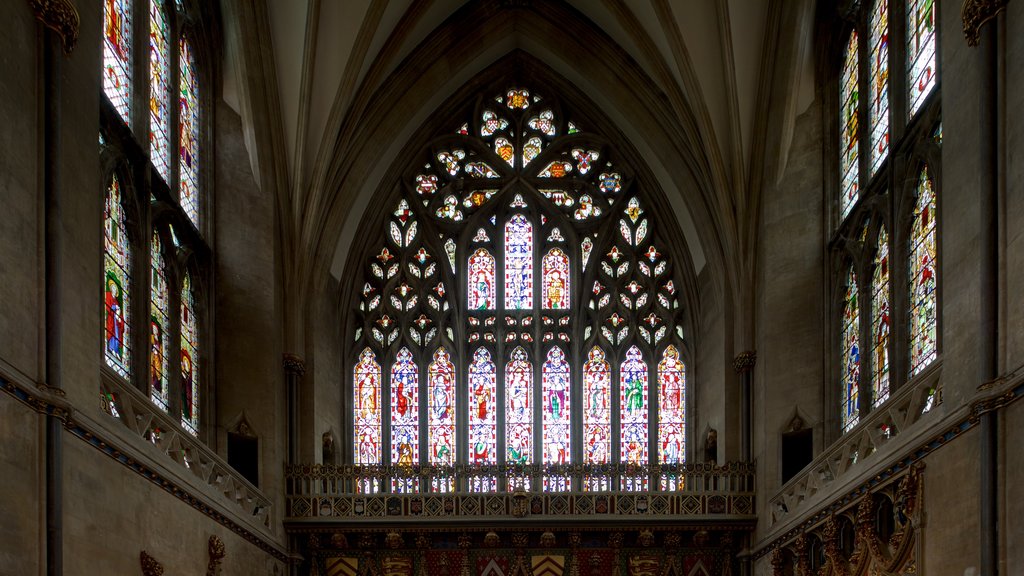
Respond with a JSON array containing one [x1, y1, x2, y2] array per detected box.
[[140, 551, 164, 576], [26, 0, 80, 53], [207, 535, 226, 576], [962, 0, 1008, 46]]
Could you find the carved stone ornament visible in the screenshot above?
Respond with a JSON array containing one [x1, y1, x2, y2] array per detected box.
[[27, 0, 80, 53], [636, 529, 654, 547], [511, 532, 529, 548], [282, 353, 306, 376], [386, 530, 404, 549], [733, 350, 757, 373], [769, 548, 786, 576], [484, 531, 501, 548], [207, 535, 226, 576], [962, 0, 1008, 46], [539, 531, 556, 548], [140, 551, 164, 576]]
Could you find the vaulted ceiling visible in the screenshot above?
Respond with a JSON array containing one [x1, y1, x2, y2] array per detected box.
[[221, 0, 816, 305]]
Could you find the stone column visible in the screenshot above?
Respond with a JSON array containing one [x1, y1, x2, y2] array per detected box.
[[283, 353, 306, 465], [733, 351, 756, 463]]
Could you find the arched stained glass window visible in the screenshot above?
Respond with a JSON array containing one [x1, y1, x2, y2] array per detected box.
[[348, 86, 690, 494], [149, 232, 170, 410], [907, 0, 937, 118], [180, 272, 199, 435], [148, 0, 171, 181], [179, 37, 200, 227], [103, 0, 132, 122], [467, 248, 495, 310], [504, 215, 534, 309], [428, 348, 456, 472], [870, 0, 890, 174], [104, 175, 132, 378], [354, 348, 382, 465], [840, 32, 860, 220], [841, 268, 861, 432], [542, 248, 570, 309], [390, 347, 419, 467], [909, 168, 937, 374], [658, 345, 685, 465], [871, 228, 890, 407]]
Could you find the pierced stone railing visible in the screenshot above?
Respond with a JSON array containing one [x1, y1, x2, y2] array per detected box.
[[766, 363, 942, 533], [100, 375, 274, 532], [285, 462, 755, 523]]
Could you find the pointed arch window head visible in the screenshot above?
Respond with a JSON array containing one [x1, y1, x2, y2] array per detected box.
[[149, 0, 171, 181], [909, 168, 938, 375], [841, 268, 861, 432], [149, 232, 170, 410], [907, 0, 937, 118], [179, 36, 200, 227], [180, 272, 199, 435], [871, 228, 891, 407], [103, 0, 132, 122], [104, 175, 132, 378], [348, 84, 691, 493], [870, 0, 890, 174], [840, 31, 860, 220]]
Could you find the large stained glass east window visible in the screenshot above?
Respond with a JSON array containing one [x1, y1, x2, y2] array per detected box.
[[348, 86, 690, 493], [870, 0, 890, 174], [841, 268, 861, 432], [179, 37, 200, 227], [909, 168, 938, 375], [840, 31, 860, 219], [148, 0, 171, 181], [149, 232, 170, 410], [180, 272, 199, 434], [907, 0, 937, 118], [104, 176, 132, 378], [103, 0, 132, 122], [871, 228, 890, 407]]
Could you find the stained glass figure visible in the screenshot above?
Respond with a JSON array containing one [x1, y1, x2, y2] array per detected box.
[[468, 348, 497, 468], [390, 348, 419, 468], [468, 248, 496, 310], [103, 0, 132, 122], [620, 346, 649, 490], [428, 348, 456, 472], [907, 0, 937, 118], [149, 0, 171, 180], [658, 346, 685, 465], [104, 176, 131, 378], [179, 273, 200, 434], [505, 347, 533, 465], [841, 268, 861, 433], [354, 348, 382, 466], [179, 37, 200, 227], [871, 228, 891, 407], [542, 346, 571, 466], [583, 347, 611, 490], [149, 233, 170, 410], [504, 215, 534, 309], [870, 0, 890, 174], [909, 168, 937, 375], [840, 31, 860, 220], [542, 248, 570, 309]]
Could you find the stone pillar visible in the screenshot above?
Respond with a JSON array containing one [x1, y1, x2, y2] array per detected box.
[[283, 353, 306, 465], [733, 351, 756, 463]]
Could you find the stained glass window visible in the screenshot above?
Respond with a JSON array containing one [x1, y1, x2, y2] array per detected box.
[[390, 347, 419, 467], [542, 248, 570, 309], [428, 348, 456, 471], [907, 0, 937, 118], [104, 176, 132, 378], [542, 347, 571, 463], [354, 348, 382, 465], [840, 31, 860, 220], [149, 0, 171, 180], [103, 0, 132, 122], [620, 346, 649, 490], [468, 348, 497, 465], [180, 273, 199, 435], [871, 228, 890, 407], [658, 346, 685, 465], [505, 347, 533, 465], [467, 248, 495, 310], [909, 169, 937, 375], [179, 37, 200, 227], [582, 347, 611, 490], [504, 214, 533, 309], [841, 268, 861, 432], [150, 233, 170, 410], [870, 0, 890, 174]]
